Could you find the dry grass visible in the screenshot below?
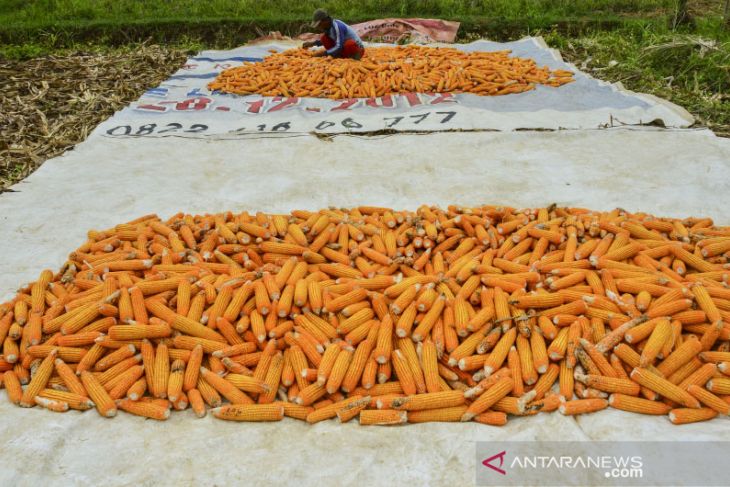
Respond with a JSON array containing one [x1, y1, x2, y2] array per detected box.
[[0, 45, 186, 191]]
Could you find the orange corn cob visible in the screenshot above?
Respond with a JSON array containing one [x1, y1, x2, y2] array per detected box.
[[630, 368, 700, 408], [706, 378, 730, 395], [608, 393, 672, 415], [390, 390, 465, 411], [200, 366, 252, 405], [576, 373, 640, 396], [19, 348, 57, 407], [409, 405, 468, 423], [80, 371, 117, 418], [3, 370, 23, 405], [117, 398, 170, 420], [668, 407, 718, 424], [188, 388, 206, 418], [462, 376, 513, 421], [687, 385, 730, 415], [559, 398, 608, 415], [212, 403, 284, 422], [359, 409, 407, 426]]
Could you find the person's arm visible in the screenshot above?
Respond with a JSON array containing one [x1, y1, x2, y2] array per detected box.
[[324, 21, 344, 56], [302, 39, 321, 48]]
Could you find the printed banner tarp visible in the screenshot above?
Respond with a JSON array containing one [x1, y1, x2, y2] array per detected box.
[[294, 18, 460, 43], [93, 37, 694, 139], [350, 18, 460, 43]]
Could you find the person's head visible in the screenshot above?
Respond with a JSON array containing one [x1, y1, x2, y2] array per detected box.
[[311, 9, 332, 32]]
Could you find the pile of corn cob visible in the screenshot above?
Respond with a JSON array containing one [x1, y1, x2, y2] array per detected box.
[[208, 46, 574, 99], [1, 205, 729, 426]]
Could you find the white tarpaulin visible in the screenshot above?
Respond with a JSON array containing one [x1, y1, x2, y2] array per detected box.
[[92, 38, 694, 139], [1, 128, 730, 486]]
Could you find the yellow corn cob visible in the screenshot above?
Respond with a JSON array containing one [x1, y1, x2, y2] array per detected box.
[[391, 390, 465, 411], [700, 351, 730, 363], [306, 395, 368, 423], [117, 398, 170, 420], [295, 382, 327, 406], [107, 365, 145, 398], [508, 346, 524, 396], [448, 326, 488, 366], [656, 337, 702, 377], [33, 396, 68, 412], [212, 403, 284, 422], [687, 385, 730, 415], [410, 405, 468, 423], [559, 359, 574, 399], [547, 327, 569, 360], [259, 352, 284, 404], [608, 393, 672, 415], [677, 362, 716, 389], [390, 285, 417, 315], [336, 400, 369, 423], [38, 389, 94, 410], [474, 411, 508, 426], [421, 340, 441, 393], [341, 339, 373, 393], [166, 359, 185, 402], [630, 368, 700, 408], [150, 343, 169, 398], [530, 329, 549, 374], [200, 366, 252, 405], [484, 327, 517, 376], [276, 401, 313, 421], [516, 334, 537, 385], [411, 295, 445, 342], [178, 344, 202, 392], [640, 319, 672, 367], [491, 396, 537, 416], [95, 344, 136, 372], [58, 303, 103, 335], [80, 370, 117, 417], [19, 348, 57, 407], [706, 377, 730, 395], [575, 373, 640, 396], [510, 293, 564, 309], [559, 398, 608, 415], [337, 308, 374, 335], [373, 316, 393, 364], [360, 409, 407, 425], [397, 338, 426, 394], [126, 378, 147, 400], [222, 374, 267, 394], [326, 288, 369, 314], [668, 407, 718, 425], [187, 388, 206, 418], [260, 241, 307, 255], [462, 376, 513, 421], [595, 316, 647, 353], [530, 361, 558, 399], [52, 358, 86, 396], [325, 347, 353, 394], [3, 372, 24, 404], [391, 349, 417, 395]]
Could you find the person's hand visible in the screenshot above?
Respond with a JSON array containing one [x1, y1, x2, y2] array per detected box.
[[302, 41, 315, 49]]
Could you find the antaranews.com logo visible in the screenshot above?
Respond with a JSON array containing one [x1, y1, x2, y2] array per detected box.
[[472, 441, 729, 487], [481, 450, 643, 479]]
